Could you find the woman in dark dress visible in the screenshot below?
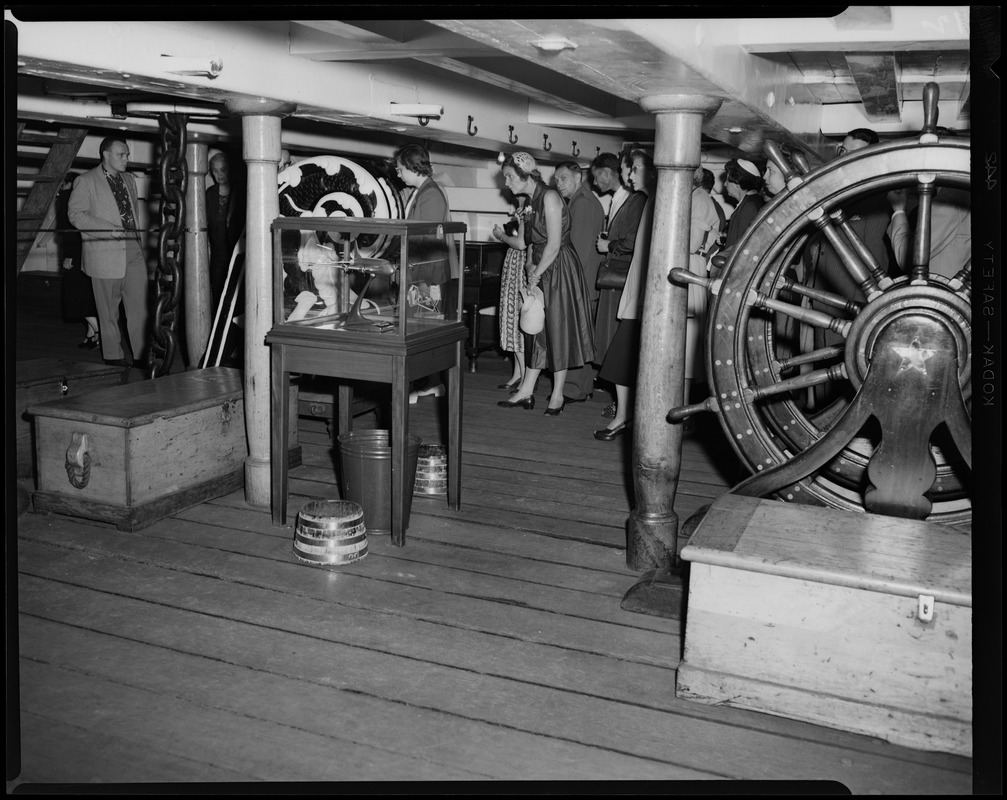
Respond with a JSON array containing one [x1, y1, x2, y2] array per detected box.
[[57, 173, 100, 349], [497, 152, 595, 415], [721, 157, 765, 250], [206, 152, 245, 312]]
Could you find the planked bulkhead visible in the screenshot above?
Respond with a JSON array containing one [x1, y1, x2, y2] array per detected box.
[[677, 492, 972, 758], [28, 367, 300, 531]]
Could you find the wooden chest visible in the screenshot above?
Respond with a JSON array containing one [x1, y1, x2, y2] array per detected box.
[[29, 368, 299, 531], [15, 359, 129, 479], [676, 493, 972, 757]]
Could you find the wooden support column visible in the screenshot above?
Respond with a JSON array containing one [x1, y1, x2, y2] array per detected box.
[[184, 140, 210, 367], [225, 99, 296, 507], [622, 94, 722, 614]]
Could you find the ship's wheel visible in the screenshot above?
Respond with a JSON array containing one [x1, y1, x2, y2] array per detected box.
[[670, 84, 971, 525]]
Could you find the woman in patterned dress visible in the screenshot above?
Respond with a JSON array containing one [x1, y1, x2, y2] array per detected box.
[[497, 152, 596, 415], [492, 197, 529, 390]]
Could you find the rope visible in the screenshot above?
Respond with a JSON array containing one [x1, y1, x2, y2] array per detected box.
[[65, 451, 91, 489]]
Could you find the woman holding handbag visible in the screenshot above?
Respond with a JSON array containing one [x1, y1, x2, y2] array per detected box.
[[497, 152, 595, 415], [590, 149, 647, 418], [594, 149, 655, 440]]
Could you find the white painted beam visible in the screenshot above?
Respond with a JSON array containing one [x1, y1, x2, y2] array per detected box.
[[820, 100, 969, 137], [432, 18, 829, 155], [527, 101, 654, 132], [957, 73, 971, 119], [737, 7, 970, 53], [7, 17, 627, 159], [612, 18, 828, 151], [289, 21, 487, 61]]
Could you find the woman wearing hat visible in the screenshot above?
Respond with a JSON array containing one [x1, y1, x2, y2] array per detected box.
[[497, 152, 596, 415], [722, 157, 765, 250]]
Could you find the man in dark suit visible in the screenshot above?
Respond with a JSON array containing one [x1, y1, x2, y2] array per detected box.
[[68, 136, 149, 367]]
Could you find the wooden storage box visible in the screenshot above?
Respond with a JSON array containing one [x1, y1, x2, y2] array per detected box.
[[29, 367, 299, 531], [677, 493, 972, 757], [15, 358, 128, 479]]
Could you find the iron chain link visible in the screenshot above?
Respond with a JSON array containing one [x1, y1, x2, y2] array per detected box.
[[149, 113, 189, 377]]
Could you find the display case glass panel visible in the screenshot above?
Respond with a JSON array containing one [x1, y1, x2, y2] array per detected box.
[[271, 217, 467, 339]]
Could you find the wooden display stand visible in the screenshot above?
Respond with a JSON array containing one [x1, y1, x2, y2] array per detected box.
[[29, 368, 300, 532], [676, 493, 972, 757], [267, 323, 464, 546], [267, 216, 467, 547], [15, 358, 129, 479]]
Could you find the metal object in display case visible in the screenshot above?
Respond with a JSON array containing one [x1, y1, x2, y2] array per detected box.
[[271, 216, 467, 339]]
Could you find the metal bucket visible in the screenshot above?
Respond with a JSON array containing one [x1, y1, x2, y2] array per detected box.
[[293, 499, 368, 566], [337, 430, 421, 534], [414, 444, 448, 495]]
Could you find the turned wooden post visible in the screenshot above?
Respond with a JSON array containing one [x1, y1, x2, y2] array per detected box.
[[184, 140, 210, 367], [628, 94, 722, 572], [225, 99, 296, 506]]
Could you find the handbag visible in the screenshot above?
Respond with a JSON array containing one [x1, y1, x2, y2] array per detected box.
[[596, 256, 630, 290], [519, 284, 545, 335]]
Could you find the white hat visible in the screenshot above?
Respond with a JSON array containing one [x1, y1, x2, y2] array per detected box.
[[735, 158, 761, 178], [512, 152, 538, 174]]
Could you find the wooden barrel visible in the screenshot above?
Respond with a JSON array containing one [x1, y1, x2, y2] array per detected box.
[[293, 499, 368, 566], [414, 444, 448, 495]]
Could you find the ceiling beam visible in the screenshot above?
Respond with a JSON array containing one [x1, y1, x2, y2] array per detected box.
[[527, 102, 654, 132], [288, 21, 487, 61], [820, 99, 968, 136], [9, 18, 627, 161], [844, 53, 902, 121], [418, 57, 612, 119], [957, 72, 971, 119], [429, 18, 830, 158], [738, 6, 970, 53]]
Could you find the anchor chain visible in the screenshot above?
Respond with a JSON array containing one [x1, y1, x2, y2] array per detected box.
[[149, 112, 189, 378]]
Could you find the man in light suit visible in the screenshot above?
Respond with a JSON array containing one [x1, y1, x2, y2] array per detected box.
[[68, 136, 149, 367]]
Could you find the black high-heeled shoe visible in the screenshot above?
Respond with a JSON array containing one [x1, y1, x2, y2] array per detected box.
[[594, 420, 631, 441], [498, 380, 521, 390], [498, 395, 535, 410], [543, 399, 566, 416]]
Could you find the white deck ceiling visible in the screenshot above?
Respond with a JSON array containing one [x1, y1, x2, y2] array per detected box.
[[9, 8, 972, 164]]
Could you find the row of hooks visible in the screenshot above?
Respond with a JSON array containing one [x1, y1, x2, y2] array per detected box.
[[466, 116, 598, 158]]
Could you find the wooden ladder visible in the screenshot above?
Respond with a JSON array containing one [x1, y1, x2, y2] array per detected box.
[[15, 125, 89, 273]]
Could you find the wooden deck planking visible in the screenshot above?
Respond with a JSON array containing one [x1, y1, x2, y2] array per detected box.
[[12, 293, 973, 791], [16, 523, 971, 791]]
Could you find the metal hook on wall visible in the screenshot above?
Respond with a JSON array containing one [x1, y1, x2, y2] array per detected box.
[[543, 133, 552, 152], [572, 141, 580, 157], [467, 116, 478, 136], [508, 125, 518, 144]]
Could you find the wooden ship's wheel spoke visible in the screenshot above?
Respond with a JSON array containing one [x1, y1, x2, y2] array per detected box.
[[668, 84, 972, 523]]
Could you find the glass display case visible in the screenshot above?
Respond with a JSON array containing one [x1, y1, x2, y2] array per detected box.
[[271, 216, 467, 341]]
